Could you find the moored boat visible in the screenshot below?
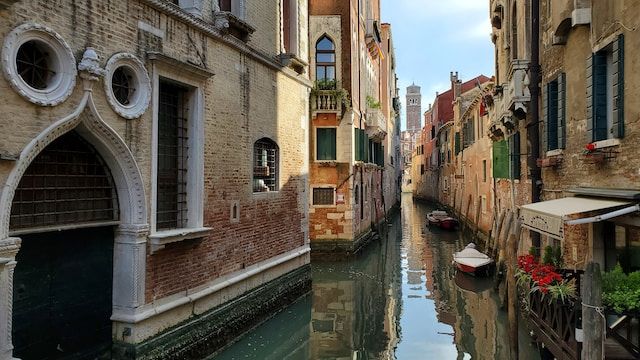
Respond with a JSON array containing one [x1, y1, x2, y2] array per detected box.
[[426, 210, 459, 230], [453, 243, 494, 276]]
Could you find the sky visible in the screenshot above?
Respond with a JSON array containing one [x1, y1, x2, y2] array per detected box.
[[380, 0, 494, 130]]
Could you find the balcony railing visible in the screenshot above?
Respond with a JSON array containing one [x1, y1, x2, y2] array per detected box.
[[366, 108, 387, 140], [312, 90, 341, 113]]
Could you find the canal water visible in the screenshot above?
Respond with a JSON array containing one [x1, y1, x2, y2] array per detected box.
[[212, 194, 541, 359]]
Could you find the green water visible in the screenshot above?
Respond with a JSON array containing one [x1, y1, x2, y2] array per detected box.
[[212, 194, 540, 359]]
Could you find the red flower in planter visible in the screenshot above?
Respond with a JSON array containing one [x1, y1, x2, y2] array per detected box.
[[585, 143, 596, 152]]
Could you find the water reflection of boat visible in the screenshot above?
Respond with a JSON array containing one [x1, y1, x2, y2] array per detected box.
[[452, 243, 494, 276], [426, 210, 459, 230], [454, 270, 493, 293]]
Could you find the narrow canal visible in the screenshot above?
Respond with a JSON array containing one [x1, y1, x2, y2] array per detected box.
[[212, 194, 541, 359]]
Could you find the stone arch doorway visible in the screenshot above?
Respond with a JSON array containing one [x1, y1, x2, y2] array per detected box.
[[10, 130, 118, 358], [0, 94, 149, 359]]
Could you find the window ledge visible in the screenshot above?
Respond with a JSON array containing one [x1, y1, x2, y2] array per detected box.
[[278, 53, 307, 74], [592, 138, 620, 149], [149, 227, 212, 253], [213, 11, 255, 42], [546, 149, 563, 157]]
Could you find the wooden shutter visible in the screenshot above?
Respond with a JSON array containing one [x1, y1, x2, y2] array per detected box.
[[548, 81, 559, 150], [317, 128, 336, 160], [586, 55, 594, 142], [593, 52, 608, 141], [454, 132, 461, 154], [492, 140, 509, 179], [542, 81, 548, 152], [558, 72, 567, 148], [283, 0, 291, 53], [510, 132, 521, 179], [354, 128, 362, 161], [612, 34, 625, 138]]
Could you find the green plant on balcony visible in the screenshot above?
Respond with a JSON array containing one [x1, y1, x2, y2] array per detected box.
[[516, 255, 577, 308], [311, 80, 351, 111], [366, 95, 381, 109], [602, 264, 640, 313], [542, 245, 563, 268]]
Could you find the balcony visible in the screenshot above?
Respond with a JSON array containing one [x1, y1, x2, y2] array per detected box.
[[366, 108, 387, 141], [312, 90, 341, 115]]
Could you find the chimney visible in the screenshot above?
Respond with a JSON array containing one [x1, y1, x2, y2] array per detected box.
[[450, 71, 459, 92], [454, 79, 462, 98]]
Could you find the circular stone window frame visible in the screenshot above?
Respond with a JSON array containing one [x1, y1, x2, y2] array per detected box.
[[104, 53, 151, 120], [1, 23, 77, 106]]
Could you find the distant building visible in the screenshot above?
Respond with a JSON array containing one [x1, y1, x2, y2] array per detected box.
[[406, 83, 422, 132]]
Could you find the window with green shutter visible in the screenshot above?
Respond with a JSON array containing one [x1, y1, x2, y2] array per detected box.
[[316, 128, 337, 160], [454, 132, 461, 154], [547, 80, 559, 150], [493, 140, 509, 179], [587, 34, 624, 142], [510, 132, 520, 180]]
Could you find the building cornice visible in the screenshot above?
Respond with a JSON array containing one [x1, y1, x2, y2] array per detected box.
[[139, 0, 311, 88]]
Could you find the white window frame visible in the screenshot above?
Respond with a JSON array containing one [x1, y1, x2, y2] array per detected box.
[[311, 185, 337, 208], [252, 137, 281, 195], [315, 126, 338, 162], [149, 63, 210, 251]]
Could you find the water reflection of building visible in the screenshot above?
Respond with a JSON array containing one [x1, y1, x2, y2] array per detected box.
[[310, 215, 402, 359]]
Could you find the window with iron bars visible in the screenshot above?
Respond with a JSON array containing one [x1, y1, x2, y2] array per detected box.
[[156, 81, 189, 230], [313, 188, 334, 206], [253, 138, 278, 192]]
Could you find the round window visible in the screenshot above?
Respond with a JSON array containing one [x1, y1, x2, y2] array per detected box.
[[104, 53, 150, 119], [16, 40, 57, 90], [2, 24, 77, 106]]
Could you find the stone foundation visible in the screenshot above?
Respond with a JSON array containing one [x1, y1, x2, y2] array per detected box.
[[112, 265, 312, 360]]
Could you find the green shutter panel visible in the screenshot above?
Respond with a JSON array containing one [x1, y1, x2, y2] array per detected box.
[[612, 34, 625, 138], [548, 81, 559, 150], [329, 128, 337, 160], [593, 52, 608, 141], [558, 73, 566, 148], [492, 140, 509, 179], [317, 128, 325, 160], [510, 133, 521, 180], [586, 55, 594, 142], [542, 82, 548, 152], [354, 129, 360, 161], [381, 145, 385, 166], [455, 132, 461, 154]]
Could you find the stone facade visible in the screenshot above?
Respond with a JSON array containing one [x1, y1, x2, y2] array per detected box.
[[537, 0, 640, 270], [0, 0, 311, 358], [308, 0, 400, 255]]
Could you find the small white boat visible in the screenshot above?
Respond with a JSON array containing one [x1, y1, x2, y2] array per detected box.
[[453, 243, 494, 276]]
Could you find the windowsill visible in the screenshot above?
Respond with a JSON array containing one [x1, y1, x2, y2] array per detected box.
[[546, 149, 563, 157], [312, 204, 337, 209], [592, 138, 620, 149], [278, 53, 307, 74], [316, 160, 338, 166], [213, 11, 255, 42], [253, 190, 280, 199], [149, 227, 212, 253]]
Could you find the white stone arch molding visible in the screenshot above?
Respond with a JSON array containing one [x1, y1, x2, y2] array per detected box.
[[0, 78, 149, 345], [0, 93, 148, 239], [104, 52, 151, 119], [1, 23, 77, 106]]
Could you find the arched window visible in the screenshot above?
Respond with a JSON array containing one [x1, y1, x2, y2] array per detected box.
[[316, 36, 336, 86], [355, 185, 359, 204], [253, 138, 278, 192]]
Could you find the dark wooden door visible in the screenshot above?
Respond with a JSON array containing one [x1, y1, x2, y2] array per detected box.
[[12, 226, 114, 359]]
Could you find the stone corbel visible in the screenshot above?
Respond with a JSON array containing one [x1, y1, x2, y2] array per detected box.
[[77, 47, 106, 90]]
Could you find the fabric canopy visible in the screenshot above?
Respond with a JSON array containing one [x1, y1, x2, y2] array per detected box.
[[519, 197, 630, 240]]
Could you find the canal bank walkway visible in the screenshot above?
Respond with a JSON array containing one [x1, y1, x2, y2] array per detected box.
[[212, 194, 540, 359]]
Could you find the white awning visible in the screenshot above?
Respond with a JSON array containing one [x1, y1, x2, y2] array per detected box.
[[519, 197, 631, 240]]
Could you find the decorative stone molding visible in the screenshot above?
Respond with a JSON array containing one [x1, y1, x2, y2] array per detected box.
[[1, 23, 77, 106], [213, 11, 255, 42], [104, 53, 151, 119], [78, 47, 106, 80]]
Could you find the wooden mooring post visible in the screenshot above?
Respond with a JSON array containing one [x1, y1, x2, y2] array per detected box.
[[582, 261, 603, 360], [506, 217, 520, 360]]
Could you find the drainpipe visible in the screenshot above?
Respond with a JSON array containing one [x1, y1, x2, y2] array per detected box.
[[528, 0, 541, 249], [358, 0, 364, 222]]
